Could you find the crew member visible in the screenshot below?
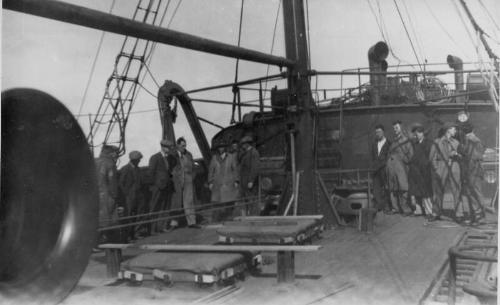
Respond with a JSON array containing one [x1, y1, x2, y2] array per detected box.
[[208, 139, 240, 221], [148, 139, 175, 234], [172, 137, 199, 228], [238, 135, 261, 216], [386, 120, 414, 214], [459, 123, 486, 223], [370, 124, 392, 213], [95, 144, 120, 242], [119, 150, 145, 240], [429, 122, 461, 222], [408, 124, 433, 217]]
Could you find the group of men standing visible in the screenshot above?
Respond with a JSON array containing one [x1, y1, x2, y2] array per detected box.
[[95, 137, 198, 242], [371, 119, 486, 225], [208, 135, 261, 221], [95, 134, 261, 242]]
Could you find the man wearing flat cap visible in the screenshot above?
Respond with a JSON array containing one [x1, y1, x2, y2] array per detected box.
[[95, 144, 120, 242], [238, 135, 261, 216], [429, 122, 461, 221], [458, 123, 486, 223], [119, 150, 145, 240], [148, 139, 176, 234]]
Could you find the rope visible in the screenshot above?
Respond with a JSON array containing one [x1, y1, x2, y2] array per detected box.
[[77, 0, 116, 119], [400, 0, 426, 62], [477, 0, 500, 32], [263, 0, 282, 101], [393, 0, 423, 71], [230, 0, 245, 124], [422, 0, 469, 59], [366, 0, 407, 67]]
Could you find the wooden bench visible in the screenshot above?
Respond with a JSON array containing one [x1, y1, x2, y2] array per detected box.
[[98, 243, 321, 282]]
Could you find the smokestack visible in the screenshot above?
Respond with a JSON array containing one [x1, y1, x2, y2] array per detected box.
[[368, 41, 389, 105], [447, 55, 464, 91]]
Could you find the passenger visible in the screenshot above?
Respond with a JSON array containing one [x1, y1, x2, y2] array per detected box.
[[459, 123, 486, 224], [95, 144, 120, 242], [370, 124, 393, 214], [228, 139, 240, 158], [428, 122, 461, 222], [408, 124, 433, 217], [238, 135, 261, 216], [148, 139, 176, 234], [119, 150, 145, 240], [208, 139, 240, 222], [172, 137, 199, 228], [386, 120, 414, 215]]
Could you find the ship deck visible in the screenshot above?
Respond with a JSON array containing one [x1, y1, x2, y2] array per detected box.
[[62, 210, 498, 305]]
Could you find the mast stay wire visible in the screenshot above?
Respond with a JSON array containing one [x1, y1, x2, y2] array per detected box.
[[262, 0, 282, 102], [477, 0, 500, 32], [393, 0, 424, 72], [422, 0, 470, 59], [400, 0, 426, 63], [230, 0, 245, 124], [366, 0, 410, 68], [77, 0, 117, 120]]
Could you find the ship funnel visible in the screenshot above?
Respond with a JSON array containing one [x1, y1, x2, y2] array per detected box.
[[368, 41, 389, 105], [447, 55, 464, 91]]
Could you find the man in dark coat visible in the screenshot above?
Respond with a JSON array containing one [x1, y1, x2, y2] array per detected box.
[[408, 124, 433, 217], [459, 123, 486, 223], [95, 144, 120, 243], [148, 139, 175, 234], [370, 124, 392, 213], [119, 150, 145, 240], [238, 135, 260, 216], [386, 120, 414, 214], [171, 137, 198, 228]]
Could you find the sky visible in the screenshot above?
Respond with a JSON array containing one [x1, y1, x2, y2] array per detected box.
[[2, 0, 499, 165]]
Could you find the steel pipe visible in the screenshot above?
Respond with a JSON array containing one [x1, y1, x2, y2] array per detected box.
[[3, 0, 295, 68]]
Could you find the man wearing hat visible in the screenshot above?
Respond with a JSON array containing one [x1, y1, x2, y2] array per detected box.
[[408, 123, 433, 217], [148, 139, 176, 234], [429, 122, 461, 221], [95, 144, 120, 242], [208, 139, 240, 221], [386, 120, 414, 215], [459, 123, 486, 223], [238, 135, 261, 216], [119, 150, 145, 240]]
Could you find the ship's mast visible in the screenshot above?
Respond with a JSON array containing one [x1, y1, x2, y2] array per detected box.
[[282, 0, 324, 217]]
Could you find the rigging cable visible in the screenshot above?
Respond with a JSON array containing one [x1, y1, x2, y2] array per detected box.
[[393, 0, 423, 71], [77, 0, 117, 119], [263, 0, 282, 101], [422, 0, 469, 59], [400, 0, 426, 62], [366, 0, 408, 67], [230, 0, 245, 124], [477, 0, 500, 32]]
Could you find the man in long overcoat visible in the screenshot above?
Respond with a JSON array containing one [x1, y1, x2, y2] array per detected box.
[[238, 135, 260, 216], [459, 123, 486, 223], [171, 137, 198, 228], [408, 124, 433, 216], [148, 139, 175, 233], [208, 140, 240, 221], [429, 122, 461, 221], [386, 121, 414, 214], [119, 150, 145, 240], [370, 124, 392, 213], [95, 144, 120, 242]]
